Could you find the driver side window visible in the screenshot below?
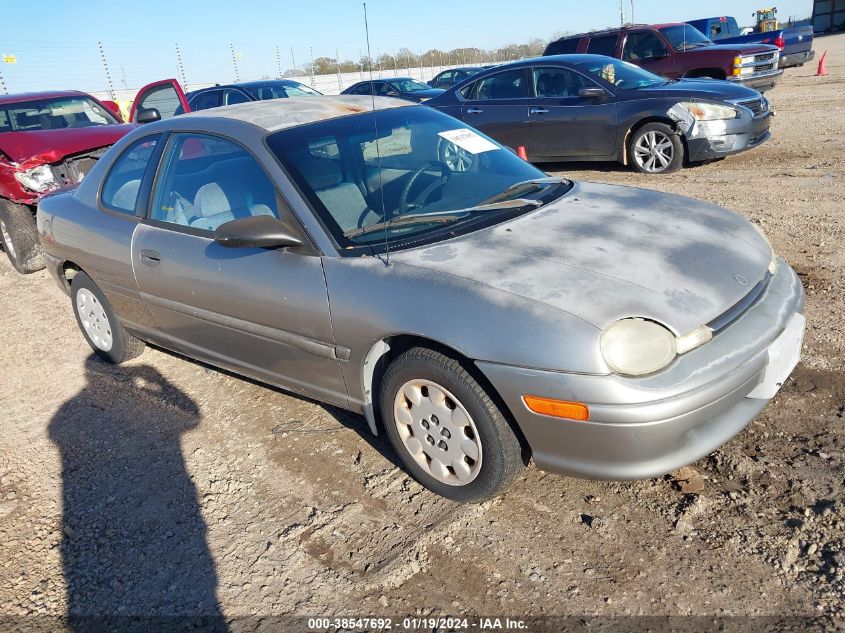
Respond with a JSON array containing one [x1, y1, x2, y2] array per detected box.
[[150, 134, 279, 232], [622, 31, 669, 61]]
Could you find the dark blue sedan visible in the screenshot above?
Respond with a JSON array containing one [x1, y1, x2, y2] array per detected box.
[[426, 55, 773, 174], [341, 77, 445, 103]]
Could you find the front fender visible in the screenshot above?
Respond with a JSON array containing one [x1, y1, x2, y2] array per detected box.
[[322, 256, 605, 410]]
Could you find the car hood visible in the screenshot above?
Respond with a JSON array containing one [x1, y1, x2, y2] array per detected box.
[[404, 89, 446, 100], [634, 78, 761, 101], [391, 181, 771, 335], [0, 124, 134, 164], [690, 42, 779, 54]]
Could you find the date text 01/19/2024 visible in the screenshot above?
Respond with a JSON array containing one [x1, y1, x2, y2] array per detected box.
[[306, 617, 527, 630]]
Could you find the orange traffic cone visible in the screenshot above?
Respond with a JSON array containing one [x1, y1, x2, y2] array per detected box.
[[817, 50, 829, 77], [516, 145, 528, 160]]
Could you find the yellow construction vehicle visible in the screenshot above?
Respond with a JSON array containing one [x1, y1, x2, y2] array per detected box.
[[752, 7, 779, 32]]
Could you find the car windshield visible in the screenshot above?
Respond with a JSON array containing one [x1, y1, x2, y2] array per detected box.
[[573, 58, 667, 89], [659, 24, 713, 50], [266, 105, 570, 252], [242, 81, 322, 100], [0, 96, 118, 133], [392, 79, 431, 93]]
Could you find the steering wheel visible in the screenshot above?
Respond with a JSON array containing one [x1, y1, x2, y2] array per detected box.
[[398, 161, 451, 215]]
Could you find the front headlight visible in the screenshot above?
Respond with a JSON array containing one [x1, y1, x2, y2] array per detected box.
[[14, 165, 58, 193], [600, 318, 677, 376], [679, 101, 739, 121]]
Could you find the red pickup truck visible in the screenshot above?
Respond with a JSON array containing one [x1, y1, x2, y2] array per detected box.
[[544, 23, 783, 92], [0, 91, 132, 273]]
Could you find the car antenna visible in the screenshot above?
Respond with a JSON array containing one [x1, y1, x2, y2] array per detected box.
[[363, 2, 390, 266]]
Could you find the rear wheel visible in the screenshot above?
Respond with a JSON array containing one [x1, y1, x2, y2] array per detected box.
[[380, 347, 525, 502], [0, 200, 44, 274], [629, 123, 684, 175], [71, 272, 145, 364]]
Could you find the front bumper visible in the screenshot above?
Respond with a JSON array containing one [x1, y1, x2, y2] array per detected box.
[[728, 68, 783, 92], [685, 111, 772, 162], [476, 261, 805, 480], [780, 49, 815, 68]]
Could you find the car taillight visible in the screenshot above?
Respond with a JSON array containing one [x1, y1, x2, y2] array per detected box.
[[774, 35, 785, 49]]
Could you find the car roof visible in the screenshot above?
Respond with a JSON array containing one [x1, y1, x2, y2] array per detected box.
[[550, 23, 680, 42], [0, 90, 91, 106], [178, 95, 411, 132]]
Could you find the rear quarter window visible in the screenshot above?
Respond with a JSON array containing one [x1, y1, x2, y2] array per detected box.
[[545, 38, 580, 55], [101, 135, 162, 215]]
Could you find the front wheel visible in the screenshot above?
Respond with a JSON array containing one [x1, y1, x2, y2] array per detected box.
[[380, 347, 525, 502], [71, 272, 145, 364], [0, 200, 45, 274], [629, 123, 684, 175]]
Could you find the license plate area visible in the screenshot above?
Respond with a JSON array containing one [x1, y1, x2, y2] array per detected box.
[[747, 313, 805, 400]]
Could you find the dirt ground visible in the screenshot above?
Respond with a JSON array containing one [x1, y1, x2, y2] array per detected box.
[[1, 35, 843, 632]]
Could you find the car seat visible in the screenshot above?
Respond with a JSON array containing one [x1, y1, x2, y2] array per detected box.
[[298, 159, 374, 233], [191, 179, 274, 231]]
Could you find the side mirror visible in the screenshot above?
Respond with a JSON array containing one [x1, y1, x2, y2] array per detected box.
[[136, 108, 161, 124], [579, 87, 607, 99], [213, 215, 303, 249], [386, 90, 399, 97], [427, 80, 435, 87]]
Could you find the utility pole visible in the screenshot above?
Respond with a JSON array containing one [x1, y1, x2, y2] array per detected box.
[[0, 71, 7, 95], [276, 46, 283, 79], [309, 47, 315, 86], [290, 48, 297, 75], [175, 43, 187, 86], [121, 67, 128, 89], [619, 0, 624, 26], [335, 48, 342, 91], [97, 41, 115, 100], [230, 44, 240, 82], [630, 0, 635, 23]]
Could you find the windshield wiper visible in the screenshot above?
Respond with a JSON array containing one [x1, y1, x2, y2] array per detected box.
[[479, 176, 570, 205], [343, 198, 542, 238]]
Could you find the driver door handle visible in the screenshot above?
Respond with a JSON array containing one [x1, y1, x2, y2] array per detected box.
[[140, 249, 161, 267], [465, 107, 484, 114], [529, 107, 549, 114]]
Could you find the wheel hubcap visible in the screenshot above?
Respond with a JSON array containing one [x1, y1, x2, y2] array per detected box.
[[0, 218, 16, 260], [634, 131, 674, 173], [393, 379, 483, 486], [442, 142, 474, 172], [76, 289, 113, 352]]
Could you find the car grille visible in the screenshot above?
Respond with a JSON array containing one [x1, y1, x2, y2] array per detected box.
[[707, 273, 771, 332], [736, 98, 767, 116], [755, 52, 777, 62]]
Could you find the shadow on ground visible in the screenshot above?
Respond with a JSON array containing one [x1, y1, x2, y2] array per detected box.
[[48, 355, 227, 631]]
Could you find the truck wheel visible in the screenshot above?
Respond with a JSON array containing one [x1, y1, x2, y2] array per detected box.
[[71, 271, 145, 364], [629, 123, 684, 175], [0, 200, 45, 274], [380, 347, 525, 502]]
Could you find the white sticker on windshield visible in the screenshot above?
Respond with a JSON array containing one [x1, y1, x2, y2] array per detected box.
[[437, 128, 500, 154]]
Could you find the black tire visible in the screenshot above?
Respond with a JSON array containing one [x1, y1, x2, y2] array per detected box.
[[70, 272, 145, 364], [379, 347, 525, 502], [0, 200, 45, 274], [628, 122, 684, 175]]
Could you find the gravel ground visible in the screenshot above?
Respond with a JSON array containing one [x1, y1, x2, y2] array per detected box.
[[1, 35, 843, 631]]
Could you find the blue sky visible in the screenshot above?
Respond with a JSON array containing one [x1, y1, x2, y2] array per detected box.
[[0, 0, 813, 94]]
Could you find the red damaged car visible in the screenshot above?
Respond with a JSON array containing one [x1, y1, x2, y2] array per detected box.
[[0, 91, 132, 273]]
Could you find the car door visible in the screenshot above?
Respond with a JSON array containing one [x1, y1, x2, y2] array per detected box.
[[459, 68, 531, 150], [621, 30, 676, 78], [130, 131, 348, 406], [130, 79, 190, 123], [526, 65, 618, 159]]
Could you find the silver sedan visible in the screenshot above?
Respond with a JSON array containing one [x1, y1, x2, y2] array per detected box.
[[36, 96, 805, 502]]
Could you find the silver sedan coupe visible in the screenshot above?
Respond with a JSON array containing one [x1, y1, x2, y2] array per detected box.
[[36, 96, 805, 502]]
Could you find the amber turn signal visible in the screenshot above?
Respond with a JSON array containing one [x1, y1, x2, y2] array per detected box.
[[522, 395, 589, 421]]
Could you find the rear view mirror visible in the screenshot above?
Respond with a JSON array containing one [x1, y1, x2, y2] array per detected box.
[[136, 108, 161, 124], [579, 87, 607, 99], [213, 215, 303, 249]]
